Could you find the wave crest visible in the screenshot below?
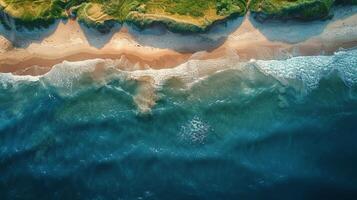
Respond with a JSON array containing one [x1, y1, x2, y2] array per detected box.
[[1, 48, 356, 113]]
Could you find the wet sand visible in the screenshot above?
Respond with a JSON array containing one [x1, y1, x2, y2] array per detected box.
[[1, 8, 357, 76]]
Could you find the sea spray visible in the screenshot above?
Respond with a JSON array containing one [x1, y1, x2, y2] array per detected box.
[[0, 49, 356, 199]]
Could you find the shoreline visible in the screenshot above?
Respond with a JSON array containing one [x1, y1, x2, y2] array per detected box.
[[1, 8, 357, 76]]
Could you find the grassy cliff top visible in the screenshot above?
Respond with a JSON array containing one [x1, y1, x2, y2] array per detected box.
[[250, 0, 335, 20], [76, 0, 246, 28], [0, 0, 65, 21], [0, 0, 355, 32], [0, 0, 247, 31]]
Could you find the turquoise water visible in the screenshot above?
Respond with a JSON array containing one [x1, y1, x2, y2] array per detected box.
[[0, 49, 357, 199]]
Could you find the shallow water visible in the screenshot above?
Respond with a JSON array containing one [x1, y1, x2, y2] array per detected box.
[[0, 49, 357, 199]]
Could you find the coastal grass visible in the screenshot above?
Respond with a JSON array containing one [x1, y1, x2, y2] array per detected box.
[[250, 0, 335, 20], [0, 0, 247, 31], [74, 0, 247, 30], [0, 0, 354, 31], [0, 0, 66, 21]]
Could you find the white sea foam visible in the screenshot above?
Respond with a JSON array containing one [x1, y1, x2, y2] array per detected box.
[[43, 59, 105, 88], [179, 116, 211, 144], [1, 49, 356, 109], [253, 48, 357, 90], [0, 73, 39, 88], [1, 49, 356, 88], [128, 54, 240, 87]]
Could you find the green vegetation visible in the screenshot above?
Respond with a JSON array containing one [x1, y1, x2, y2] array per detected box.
[[72, 0, 247, 31], [0, 0, 247, 31], [250, 0, 335, 20], [0, 0, 66, 21], [0, 0, 67, 29], [0, 0, 355, 31]]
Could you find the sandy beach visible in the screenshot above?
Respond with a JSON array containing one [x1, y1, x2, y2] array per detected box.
[[1, 7, 357, 76]]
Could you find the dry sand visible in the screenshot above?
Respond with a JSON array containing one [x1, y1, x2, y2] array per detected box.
[[1, 8, 357, 76]]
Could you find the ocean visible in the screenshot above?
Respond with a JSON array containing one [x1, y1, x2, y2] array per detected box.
[[0, 49, 357, 199]]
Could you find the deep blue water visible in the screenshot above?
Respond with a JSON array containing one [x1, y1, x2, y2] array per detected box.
[[0, 49, 357, 199]]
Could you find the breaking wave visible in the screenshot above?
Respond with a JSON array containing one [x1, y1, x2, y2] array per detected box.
[[0, 48, 357, 199]]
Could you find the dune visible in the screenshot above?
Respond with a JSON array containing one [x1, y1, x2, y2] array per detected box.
[[0, 7, 357, 76]]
